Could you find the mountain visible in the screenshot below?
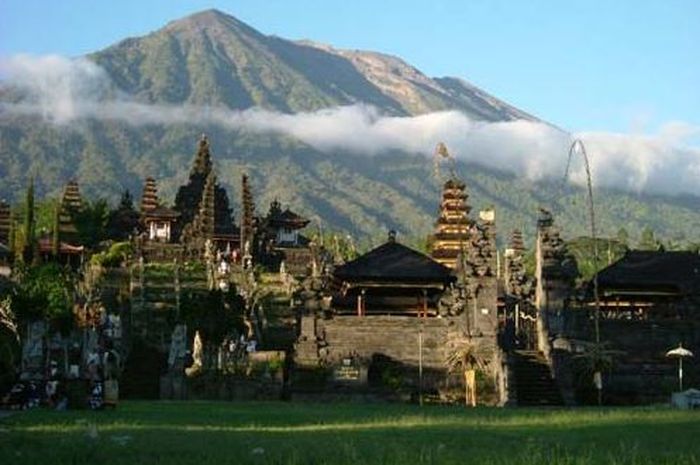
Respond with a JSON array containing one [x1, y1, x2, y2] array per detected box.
[[89, 9, 533, 120], [1, 9, 699, 248]]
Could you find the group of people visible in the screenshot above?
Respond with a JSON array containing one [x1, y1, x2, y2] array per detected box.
[[1, 343, 121, 411], [85, 345, 121, 409], [1, 360, 68, 410]]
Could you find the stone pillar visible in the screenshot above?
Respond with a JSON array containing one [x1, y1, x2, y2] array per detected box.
[[294, 313, 320, 368], [469, 209, 498, 337], [534, 209, 576, 356]]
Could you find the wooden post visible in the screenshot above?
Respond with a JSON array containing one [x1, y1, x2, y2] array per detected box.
[[466, 368, 477, 407], [418, 328, 423, 406], [361, 289, 366, 316], [464, 369, 468, 407]]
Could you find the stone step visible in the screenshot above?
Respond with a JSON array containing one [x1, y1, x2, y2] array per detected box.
[[513, 350, 563, 406]]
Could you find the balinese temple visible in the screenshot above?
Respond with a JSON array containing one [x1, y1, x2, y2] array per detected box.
[[0, 201, 10, 266], [265, 200, 310, 247], [592, 250, 700, 319], [261, 200, 311, 274], [566, 250, 700, 403], [294, 231, 500, 400], [431, 177, 473, 269], [240, 174, 255, 253], [58, 180, 83, 244], [332, 232, 455, 316], [0, 200, 10, 246], [38, 181, 85, 265], [140, 177, 179, 243], [174, 135, 238, 253]]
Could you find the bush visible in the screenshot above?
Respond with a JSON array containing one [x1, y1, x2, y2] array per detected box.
[[91, 241, 133, 267], [11, 263, 74, 334]]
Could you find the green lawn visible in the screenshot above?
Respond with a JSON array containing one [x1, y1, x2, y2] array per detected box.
[[1, 402, 698, 464]]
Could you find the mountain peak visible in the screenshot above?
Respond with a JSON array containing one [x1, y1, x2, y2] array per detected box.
[[174, 8, 234, 24], [163, 8, 260, 37]]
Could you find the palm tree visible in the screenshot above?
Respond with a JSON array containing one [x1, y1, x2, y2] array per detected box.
[[573, 340, 624, 405], [446, 334, 485, 407]]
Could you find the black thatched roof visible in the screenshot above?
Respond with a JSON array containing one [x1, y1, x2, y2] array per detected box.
[[595, 250, 700, 295], [269, 208, 310, 229], [143, 205, 181, 219], [334, 239, 454, 284]]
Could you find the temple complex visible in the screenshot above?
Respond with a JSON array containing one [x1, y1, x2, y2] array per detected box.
[[3, 137, 700, 408]]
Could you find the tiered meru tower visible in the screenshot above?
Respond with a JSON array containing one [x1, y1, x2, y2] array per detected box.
[[0, 200, 10, 245], [431, 178, 473, 269], [174, 135, 236, 253], [58, 180, 83, 244], [140, 177, 159, 214]]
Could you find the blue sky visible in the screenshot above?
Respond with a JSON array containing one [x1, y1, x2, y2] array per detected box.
[[1, 0, 697, 134]]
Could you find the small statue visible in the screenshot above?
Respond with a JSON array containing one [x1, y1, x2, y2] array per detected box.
[[242, 240, 253, 269], [185, 331, 203, 377], [168, 324, 188, 372]]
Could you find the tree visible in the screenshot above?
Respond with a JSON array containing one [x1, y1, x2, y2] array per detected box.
[[616, 227, 629, 247], [638, 227, 661, 251], [446, 334, 485, 407], [0, 296, 20, 393], [106, 190, 141, 241], [11, 263, 75, 334], [74, 199, 110, 248]]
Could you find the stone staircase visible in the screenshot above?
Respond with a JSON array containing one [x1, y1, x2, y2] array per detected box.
[[258, 273, 297, 351], [129, 263, 208, 348], [513, 350, 564, 406], [123, 263, 208, 398], [120, 340, 167, 399]]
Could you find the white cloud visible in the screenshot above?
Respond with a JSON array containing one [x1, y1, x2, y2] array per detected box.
[[1, 54, 699, 197]]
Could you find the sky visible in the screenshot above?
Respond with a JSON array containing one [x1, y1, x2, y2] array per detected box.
[[0, 0, 698, 135]]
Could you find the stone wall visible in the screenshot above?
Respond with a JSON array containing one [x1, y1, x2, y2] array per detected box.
[[565, 314, 700, 404], [293, 314, 501, 402], [319, 316, 455, 368]]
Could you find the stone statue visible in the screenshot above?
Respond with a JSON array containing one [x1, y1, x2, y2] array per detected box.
[[311, 259, 319, 278], [21, 321, 46, 380], [243, 240, 253, 269], [438, 284, 466, 316], [168, 324, 188, 372], [185, 330, 203, 377]]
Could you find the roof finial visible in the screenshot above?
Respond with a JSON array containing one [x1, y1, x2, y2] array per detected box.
[[388, 230, 397, 243]]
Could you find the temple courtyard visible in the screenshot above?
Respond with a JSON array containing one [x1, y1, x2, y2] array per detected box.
[[0, 402, 698, 464]]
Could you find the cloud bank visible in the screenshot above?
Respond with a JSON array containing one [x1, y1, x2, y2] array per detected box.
[[1, 55, 699, 196]]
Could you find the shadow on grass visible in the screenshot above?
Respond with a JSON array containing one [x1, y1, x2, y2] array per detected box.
[[1, 402, 698, 465]]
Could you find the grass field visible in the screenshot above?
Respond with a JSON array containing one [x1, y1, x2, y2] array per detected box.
[[1, 402, 699, 464]]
